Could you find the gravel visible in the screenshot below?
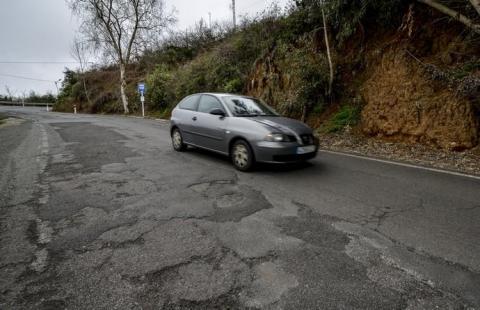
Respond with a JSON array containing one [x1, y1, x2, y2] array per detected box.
[[317, 131, 480, 176]]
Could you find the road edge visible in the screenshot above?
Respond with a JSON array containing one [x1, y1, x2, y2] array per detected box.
[[320, 149, 480, 181]]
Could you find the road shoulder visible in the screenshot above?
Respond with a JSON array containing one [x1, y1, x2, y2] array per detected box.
[[318, 132, 480, 177]]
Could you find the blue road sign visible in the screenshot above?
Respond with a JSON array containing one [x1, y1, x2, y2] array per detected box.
[[138, 83, 146, 94]]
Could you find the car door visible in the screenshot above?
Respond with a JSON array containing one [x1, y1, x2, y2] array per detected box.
[[192, 95, 229, 153], [174, 94, 200, 144]]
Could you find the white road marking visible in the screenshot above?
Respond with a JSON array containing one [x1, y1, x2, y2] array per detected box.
[[320, 149, 480, 181]]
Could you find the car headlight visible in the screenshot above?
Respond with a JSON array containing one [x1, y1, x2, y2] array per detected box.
[[264, 133, 296, 142]]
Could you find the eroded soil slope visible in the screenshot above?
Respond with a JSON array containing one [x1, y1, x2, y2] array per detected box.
[[361, 49, 478, 150]]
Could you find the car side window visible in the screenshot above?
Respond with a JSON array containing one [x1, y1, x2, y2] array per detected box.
[[178, 95, 199, 111], [198, 95, 224, 114]]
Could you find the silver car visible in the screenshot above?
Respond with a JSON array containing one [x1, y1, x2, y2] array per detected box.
[[170, 93, 319, 171]]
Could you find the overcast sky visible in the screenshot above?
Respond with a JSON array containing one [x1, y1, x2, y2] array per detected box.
[[0, 0, 289, 96]]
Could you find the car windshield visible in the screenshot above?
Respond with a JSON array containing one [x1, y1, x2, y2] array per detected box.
[[224, 96, 278, 117]]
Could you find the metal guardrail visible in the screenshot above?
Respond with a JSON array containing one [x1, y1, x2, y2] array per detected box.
[[0, 101, 51, 107]]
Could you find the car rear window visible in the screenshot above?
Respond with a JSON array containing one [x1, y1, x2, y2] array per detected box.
[[178, 95, 199, 111]]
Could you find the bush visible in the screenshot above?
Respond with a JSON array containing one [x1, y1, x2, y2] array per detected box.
[[288, 0, 407, 43], [326, 0, 406, 42], [249, 36, 330, 120], [166, 41, 254, 107], [146, 65, 173, 110], [325, 104, 361, 132]]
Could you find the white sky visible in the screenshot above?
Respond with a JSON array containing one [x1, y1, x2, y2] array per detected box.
[[0, 0, 289, 96]]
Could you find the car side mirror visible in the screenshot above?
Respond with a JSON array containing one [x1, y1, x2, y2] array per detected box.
[[210, 109, 226, 117]]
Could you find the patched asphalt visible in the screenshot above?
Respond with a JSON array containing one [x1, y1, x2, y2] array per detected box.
[[0, 106, 479, 310]]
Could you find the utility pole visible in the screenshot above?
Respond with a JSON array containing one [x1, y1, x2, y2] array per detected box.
[[231, 0, 236, 31], [52, 78, 62, 112], [208, 12, 212, 29]]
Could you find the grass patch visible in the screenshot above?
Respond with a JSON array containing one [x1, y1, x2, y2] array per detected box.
[[146, 109, 170, 120], [0, 113, 7, 125], [324, 105, 361, 133]]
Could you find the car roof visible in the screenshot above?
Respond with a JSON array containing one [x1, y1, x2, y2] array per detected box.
[[192, 93, 248, 98]]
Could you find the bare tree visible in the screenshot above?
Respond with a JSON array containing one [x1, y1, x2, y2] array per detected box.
[[67, 0, 175, 113], [71, 37, 93, 107], [417, 0, 480, 34], [4, 86, 15, 101]]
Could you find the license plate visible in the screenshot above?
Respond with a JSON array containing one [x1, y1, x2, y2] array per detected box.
[[297, 145, 316, 154]]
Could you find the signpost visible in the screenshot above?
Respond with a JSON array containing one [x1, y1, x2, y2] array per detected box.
[[138, 83, 146, 118]]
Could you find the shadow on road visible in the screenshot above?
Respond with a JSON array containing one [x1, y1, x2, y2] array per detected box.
[[186, 146, 324, 174]]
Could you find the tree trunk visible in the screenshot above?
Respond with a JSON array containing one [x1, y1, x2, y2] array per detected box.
[[322, 7, 334, 99], [119, 63, 130, 114], [82, 77, 92, 107], [417, 0, 480, 34], [301, 104, 308, 123]]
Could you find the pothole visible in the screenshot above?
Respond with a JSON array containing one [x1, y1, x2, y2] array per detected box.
[[215, 193, 245, 209]]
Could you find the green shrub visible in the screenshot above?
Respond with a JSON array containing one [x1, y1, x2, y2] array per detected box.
[[325, 104, 361, 133], [146, 65, 174, 110], [450, 60, 480, 80], [167, 41, 252, 106], [289, 0, 407, 43], [251, 36, 330, 120], [224, 78, 243, 94]]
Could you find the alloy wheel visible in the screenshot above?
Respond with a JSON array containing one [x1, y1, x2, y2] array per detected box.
[[233, 144, 249, 168], [172, 129, 186, 151]]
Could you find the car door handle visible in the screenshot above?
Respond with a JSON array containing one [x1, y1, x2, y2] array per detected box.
[[192, 116, 197, 121]]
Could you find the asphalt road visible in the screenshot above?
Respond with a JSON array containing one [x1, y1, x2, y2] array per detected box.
[[1, 106, 479, 309]]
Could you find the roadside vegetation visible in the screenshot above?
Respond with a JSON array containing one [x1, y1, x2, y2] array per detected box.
[[323, 105, 362, 133], [56, 0, 480, 149], [0, 91, 55, 104], [0, 113, 7, 125]]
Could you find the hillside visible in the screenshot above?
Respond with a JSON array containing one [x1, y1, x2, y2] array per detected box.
[[55, 0, 480, 150]]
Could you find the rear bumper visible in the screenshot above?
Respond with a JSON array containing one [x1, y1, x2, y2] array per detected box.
[[252, 140, 319, 163]]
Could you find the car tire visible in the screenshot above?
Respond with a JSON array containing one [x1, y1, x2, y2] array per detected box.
[[231, 140, 254, 172], [172, 128, 187, 152]]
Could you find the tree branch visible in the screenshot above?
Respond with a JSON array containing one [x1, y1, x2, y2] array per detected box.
[[126, 0, 141, 63], [417, 0, 480, 34], [469, 0, 480, 17]]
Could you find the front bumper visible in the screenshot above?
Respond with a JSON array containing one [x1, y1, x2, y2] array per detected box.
[[252, 140, 319, 163]]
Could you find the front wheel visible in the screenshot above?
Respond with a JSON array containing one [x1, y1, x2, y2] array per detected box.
[[172, 128, 187, 152], [231, 140, 254, 172]]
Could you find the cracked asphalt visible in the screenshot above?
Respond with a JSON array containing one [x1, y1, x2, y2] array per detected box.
[[1, 106, 479, 309]]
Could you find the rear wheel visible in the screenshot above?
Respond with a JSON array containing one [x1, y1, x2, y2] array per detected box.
[[231, 140, 254, 171], [172, 128, 187, 151]]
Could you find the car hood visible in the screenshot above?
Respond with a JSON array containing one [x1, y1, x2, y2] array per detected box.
[[251, 116, 312, 135]]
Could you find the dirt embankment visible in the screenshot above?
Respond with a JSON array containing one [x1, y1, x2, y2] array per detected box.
[[359, 5, 480, 150], [361, 49, 478, 150]]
